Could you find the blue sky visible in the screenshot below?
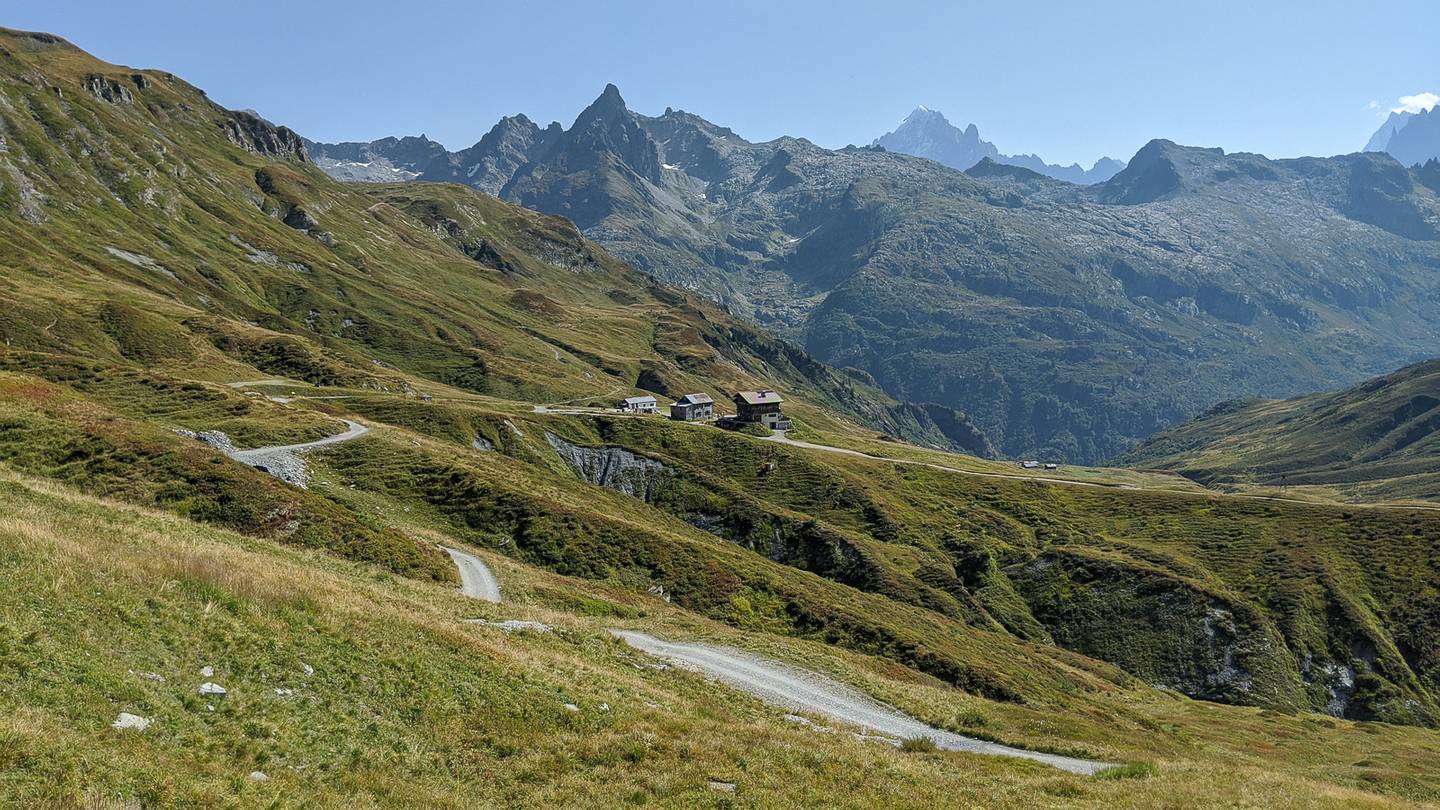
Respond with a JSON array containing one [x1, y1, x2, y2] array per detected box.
[[12, 0, 1438, 166]]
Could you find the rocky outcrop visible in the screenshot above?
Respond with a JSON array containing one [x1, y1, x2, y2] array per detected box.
[[1009, 551, 1306, 711], [282, 205, 319, 231], [174, 427, 237, 454], [1098, 140, 1186, 204], [220, 110, 309, 164], [545, 432, 670, 501], [1005, 549, 1440, 723], [303, 134, 446, 182], [175, 428, 309, 488], [1343, 154, 1438, 240], [83, 73, 142, 104], [453, 115, 563, 196], [1382, 106, 1440, 168], [1302, 655, 1358, 717]]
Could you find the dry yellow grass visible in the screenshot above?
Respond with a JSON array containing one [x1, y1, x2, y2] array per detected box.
[[1, 467, 1437, 807]]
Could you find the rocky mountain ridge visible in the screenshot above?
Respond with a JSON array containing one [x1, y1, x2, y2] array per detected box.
[[307, 87, 1440, 463], [1377, 106, 1440, 167], [871, 106, 1125, 183], [1367, 109, 1416, 153]]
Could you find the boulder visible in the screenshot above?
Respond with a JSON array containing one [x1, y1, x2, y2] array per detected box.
[[111, 712, 151, 731]]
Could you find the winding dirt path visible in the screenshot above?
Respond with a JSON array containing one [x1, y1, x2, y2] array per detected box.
[[611, 630, 1113, 775], [442, 546, 502, 603], [760, 430, 1140, 490], [231, 420, 370, 460], [221, 419, 370, 488]]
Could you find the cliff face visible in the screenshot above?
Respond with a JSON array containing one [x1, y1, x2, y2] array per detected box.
[[546, 432, 671, 501], [220, 110, 310, 164]]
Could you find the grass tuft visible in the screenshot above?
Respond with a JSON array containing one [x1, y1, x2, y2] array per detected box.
[[899, 736, 938, 753], [1094, 762, 1159, 780]]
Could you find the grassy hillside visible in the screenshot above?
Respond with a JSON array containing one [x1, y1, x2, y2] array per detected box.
[[5, 26, 1440, 807], [9, 470, 1440, 808], [0, 28, 985, 457], [1119, 358, 1440, 504]]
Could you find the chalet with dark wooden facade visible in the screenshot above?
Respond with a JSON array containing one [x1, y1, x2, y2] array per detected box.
[[732, 389, 790, 430]]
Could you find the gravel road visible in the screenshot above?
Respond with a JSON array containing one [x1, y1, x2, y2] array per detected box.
[[232, 420, 370, 457], [443, 546, 502, 603], [611, 630, 1114, 775], [225, 379, 300, 388], [223, 419, 370, 488]]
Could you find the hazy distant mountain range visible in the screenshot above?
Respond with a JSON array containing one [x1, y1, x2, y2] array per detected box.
[[1367, 110, 1415, 152], [1367, 106, 1440, 166], [871, 106, 1125, 184]]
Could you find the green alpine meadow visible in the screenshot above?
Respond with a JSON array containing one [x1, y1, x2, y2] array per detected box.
[[3, 7, 1440, 808]]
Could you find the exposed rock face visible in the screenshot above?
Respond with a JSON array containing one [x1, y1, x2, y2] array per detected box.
[[175, 428, 309, 488], [174, 428, 237, 454], [220, 110, 309, 163], [452, 115, 563, 196], [1097, 139, 1188, 203], [232, 446, 310, 488], [545, 432, 669, 501], [1007, 549, 1440, 723], [104, 246, 177, 281], [83, 73, 137, 104], [1344, 153, 1439, 240], [1367, 110, 1415, 153], [2, 160, 45, 224], [282, 205, 319, 231], [1303, 656, 1358, 717], [1420, 158, 1440, 194], [503, 84, 664, 230], [303, 134, 445, 182]]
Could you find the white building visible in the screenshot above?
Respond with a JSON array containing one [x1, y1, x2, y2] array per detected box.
[[618, 395, 658, 414]]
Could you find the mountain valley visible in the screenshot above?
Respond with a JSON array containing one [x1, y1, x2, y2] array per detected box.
[[4, 23, 1440, 809], [311, 88, 1440, 462]]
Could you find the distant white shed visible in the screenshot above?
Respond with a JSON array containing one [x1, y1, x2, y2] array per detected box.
[[618, 395, 658, 414]]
